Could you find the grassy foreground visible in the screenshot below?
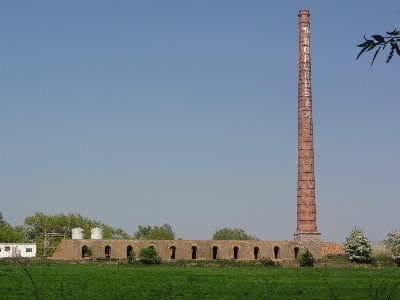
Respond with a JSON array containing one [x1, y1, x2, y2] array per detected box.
[[0, 260, 399, 299]]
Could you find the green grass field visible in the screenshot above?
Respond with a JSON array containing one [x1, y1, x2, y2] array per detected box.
[[0, 260, 399, 299]]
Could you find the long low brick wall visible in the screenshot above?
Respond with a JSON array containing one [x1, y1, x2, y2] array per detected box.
[[53, 239, 321, 260]]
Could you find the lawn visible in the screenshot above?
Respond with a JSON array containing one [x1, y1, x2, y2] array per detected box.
[[0, 259, 399, 299]]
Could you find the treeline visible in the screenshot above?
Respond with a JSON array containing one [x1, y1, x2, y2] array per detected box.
[[0, 211, 260, 257], [0, 212, 132, 256]]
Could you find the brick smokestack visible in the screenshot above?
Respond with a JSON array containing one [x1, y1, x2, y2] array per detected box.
[[296, 9, 318, 234]]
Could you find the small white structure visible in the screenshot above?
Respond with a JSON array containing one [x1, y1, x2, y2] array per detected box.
[[90, 227, 103, 240], [0, 243, 36, 258], [72, 228, 84, 239]]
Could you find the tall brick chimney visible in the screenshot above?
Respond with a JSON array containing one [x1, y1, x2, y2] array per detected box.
[[294, 9, 321, 251]]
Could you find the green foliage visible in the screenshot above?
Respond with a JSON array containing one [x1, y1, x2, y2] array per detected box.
[[356, 30, 400, 65], [0, 212, 11, 228], [260, 257, 279, 267], [134, 223, 175, 240], [371, 253, 396, 268], [299, 248, 315, 267], [0, 213, 24, 243], [212, 227, 258, 240], [176, 258, 187, 267], [20, 212, 132, 256], [133, 225, 152, 239], [383, 230, 400, 266], [0, 225, 24, 243], [127, 250, 136, 262], [23, 212, 132, 241], [324, 254, 349, 262], [82, 245, 93, 258], [343, 228, 372, 263], [138, 247, 161, 265], [148, 223, 175, 240]]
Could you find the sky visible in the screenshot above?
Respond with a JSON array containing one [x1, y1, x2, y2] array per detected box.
[[0, 0, 399, 244]]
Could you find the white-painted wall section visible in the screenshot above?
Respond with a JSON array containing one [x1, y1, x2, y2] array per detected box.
[[0, 244, 37, 258]]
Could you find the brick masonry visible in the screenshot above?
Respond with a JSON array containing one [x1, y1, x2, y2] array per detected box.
[[52, 239, 321, 260], [296, 9, 318, 235]]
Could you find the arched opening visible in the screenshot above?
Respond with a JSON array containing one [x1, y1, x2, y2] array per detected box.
[[82, 245, 89, 258], [254, 247, 260, 259], [212, 246, 218, 260], [294, 247, 299, 259], [127, 245, 133, 259], [274, 246, 279, 259], [170, 246, 176, 259], [105, 245, 111, 258], [191, 246, 197, 260], [148, 245, 154, 249], [233, 246, 239, 260]]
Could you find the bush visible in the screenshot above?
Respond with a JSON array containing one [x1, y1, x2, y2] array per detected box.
[[138, 247, 161, 265], [82, 245, 92, 258], [324, 254, 349, 262], [391, 253, 400, 267], [176, 258, 187, 267], [260, 257, 279, 267], [127, 250, 136, 263], [383, 230, 400, 267], [371, 252, 396, 267], [299, 248, 314, 267], [342, 228, 372, 263]]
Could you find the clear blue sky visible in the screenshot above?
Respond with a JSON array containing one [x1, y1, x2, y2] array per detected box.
[[1, 0, 399, 243]]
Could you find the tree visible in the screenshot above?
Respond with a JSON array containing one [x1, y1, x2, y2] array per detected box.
[[22, 212, 132, 256], [134, 223, 175, 240], [0, 225, 24, 243], [0, 212, 11, 228], [0, 213, 24, 243], [342, 228, 372, 263], [356, 30, 400, 65], [102, 226, 132, 240], [383, 230, 400, 266], [212, 227, 259, 240], [23, 212, 132, 241], [133, 225, 152, 240], [148, 223, 175, 240], [138, 247, 161, 265], [299, 248, 315, 267]]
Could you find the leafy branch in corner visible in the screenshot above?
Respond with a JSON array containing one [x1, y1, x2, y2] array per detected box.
[[369, 274, 400, 300], [357, 29, 400, 65]]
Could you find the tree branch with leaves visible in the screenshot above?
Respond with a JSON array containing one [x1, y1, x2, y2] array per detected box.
[[357, 29, 400, 65]]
